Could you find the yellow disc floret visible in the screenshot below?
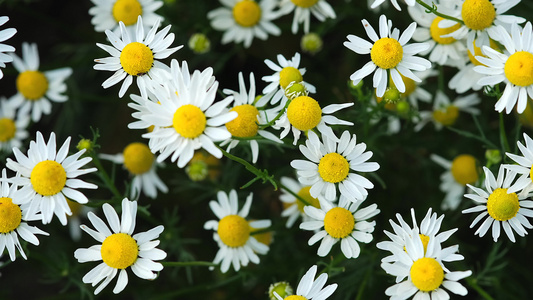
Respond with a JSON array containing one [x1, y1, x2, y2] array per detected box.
[[16, 70, 49, 100], [286, 96, 322, 131], [0, 197, 22, 233], [31, 160, 67, 196], [290, 0, 319, 8], [451, 154, 479, 185], [0, 118, 16, 142], [433, 106, 459, 126], [112, 0, 142, 26], [410, 257, 444, 292], [217, 214, 250, 247], [285, 296, 307, 300], [120, 42, 154, 76], [279, 67, 303, 89], [371, 38, 404, 70], [323, 207, 355, 239], [173, 104, 207, 139], [296, 186, 321, 213], [123, 142, 154, 175], [486, 188, 520, 221], [461, 0, 496, 31], [318, 153, 350, 183], [504, 51, 533, 87], [233, 0, 262, 27], [101, 233, 139, 269], [225, 104, 260, 137], [430, 17, 461, 44]]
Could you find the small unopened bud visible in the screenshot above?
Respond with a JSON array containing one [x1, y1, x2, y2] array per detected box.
[[268, 281, 293, 300], [188, 33, 211, 54], [301, 32, 323, 55], [185, 160, 208, 181], [77, 139, 93, 153], [285, 81, 308, 100], [383, 87, 401, 104], [485, 149, 501, 166]]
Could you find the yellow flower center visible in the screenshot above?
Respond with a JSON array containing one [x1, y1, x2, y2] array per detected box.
[[0, 197, 22, 234], [401, 75, 416, 97], [172, 104, 207, 139], [430, 17, 461, 45], [233, 0, 262, 27], [410, 257, 444, 292], [285, 296, 307, 300], [31, 160, 67, 196], [371, 38, 404, 70], [279, 67, 303, 90], [318, 153, 350, 183], [250, 225, 272, 246], [451, 154, 479, 185], [286, 96, 322, 131], [323, 207, 355, 239], [486, 188, 520, 221], [112, 0, 142, 26], [432, 105, 459, 126], [225, 104, 260, 138], [120, 42, 154, 76], [123, 142, 154, 175], [217, 214, 250, 247], [101, 233, 139, 269], [290, 0, 319, 8], [16, 70, 49, 100], [504, 51, 533, 87], [0, 118, 16, 142], [461, 0, 496, 31], [468, 39, 499, 66], [295, 186, 321, 213], [529, 164, 533, 182]]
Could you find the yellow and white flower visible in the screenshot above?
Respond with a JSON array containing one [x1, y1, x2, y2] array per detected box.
[[0, 99, 30, 153], [208, 0, 281, 48], [506, 132, 533, 196], [89, 0, 163, 34], [74, 198, 166, 295], [279, 176, 322, 228], [204, 190, 271, 273], [278, 0, 336, 34], [6, 131, 97, 225], [0, 16, 16, 80], [273, 265, 337, 300]]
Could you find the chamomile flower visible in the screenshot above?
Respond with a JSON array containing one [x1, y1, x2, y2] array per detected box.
[[6, 131, 98, 225], [8, 42, 72, 122], [343, 14, 431, 97], [272, 265, 338, 300], [291, 130, 380, 203], [370, 0, 414, 11], [382, 233, 472, 299], [300, 196, 379, 258], [262, 52, 316, 106], [278, 0, 336, 34], [66, 198, 93, 241], [204, 190, 271, 273], [207, 0, 281, 48], [0, 99, 30, 153], [89, 0, 163, 34], [74, 198, 166, 295], [94, 16, 181, 98], [220, 72, 283, 163], [430, 154, 480, 210], [506, 133, 533, 196], [279, 176, 322, 228], [0, 169, 48, 261], [415, 90, 480, 131], [100, 142, 168, 199], [474, 23, 533, 114], [0, 16, 16, 80], [462, 165, 533, 242]]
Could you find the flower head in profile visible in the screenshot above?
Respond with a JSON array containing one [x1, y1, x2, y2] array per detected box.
[[505, 132, 533, 196], [278, 0, 336, 34], [272, 265, 337, 300], [0, 16, 16, 80], [208, 0, 281, 48], [415, 91, 480, 131], [0, 99, 30, 153], [89, 0, 163, 34], [74, 198, 166, 295]]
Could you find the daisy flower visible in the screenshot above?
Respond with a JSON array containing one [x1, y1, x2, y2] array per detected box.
[[279, 176, 322, 228], [66, 198, 93, 241], [74, 198, 166, 295], [0, 169, 48, 261], [475, 22, 533, 114], [300, 196, 379, 259], [505, 132, 533, 196], [6, 131, 98, 225], [207, 0, 281, 48], [370, 0, 414, 11], [137, 60, 237, 168], [462, 165, 533, 242], [291, 130, 380, 203], [220, 72, 283, 163], [278, 0, 336, 34], [439, 0, 524, 54], [343, 14, 431, 97], [430, 154, 480, 210], [94, 16, 182, 98], [262, 52, 316, 106], [381, 232, 472, 299], [89, 0, 163, 34], [100, 142, 168, 199], [8, 42, 72, 122], [415, 90, 480, 131], [204, 190, 271, 273], [0, 99, 30, 153], [272, 265, 338, 300], [0, 16, 16, 80]]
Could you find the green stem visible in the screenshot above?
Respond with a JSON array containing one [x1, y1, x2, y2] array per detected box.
[[162, 261, 217, 267], [446, 126, 498, 149], [416, 0, 464, 24], [91, 154, 122, 199], [278, 181, 311, 206], [465, 277, 495, 300], [258, 99, 291, 129]]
